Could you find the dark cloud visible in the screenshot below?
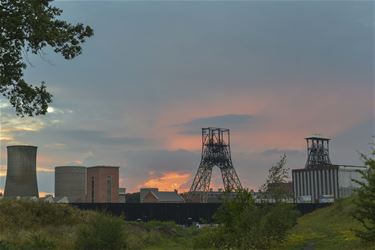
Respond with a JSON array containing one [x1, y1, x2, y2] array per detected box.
[[57, 129, 148, 146], [174, 114, 253, 134]]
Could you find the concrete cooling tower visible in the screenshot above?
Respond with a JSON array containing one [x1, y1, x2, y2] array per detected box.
[[55, 166, 87, 202], [4, 145, 39, 198]]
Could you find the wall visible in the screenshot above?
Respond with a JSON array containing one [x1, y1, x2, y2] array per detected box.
[[292, 166, 339, 203], [71, 203, 329, 224], [87, 166, 119, 203]]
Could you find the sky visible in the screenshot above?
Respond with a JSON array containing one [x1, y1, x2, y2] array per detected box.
[[0, 0, 374, 196]]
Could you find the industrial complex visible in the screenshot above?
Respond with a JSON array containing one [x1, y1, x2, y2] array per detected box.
[[0, 128, 366, 205]]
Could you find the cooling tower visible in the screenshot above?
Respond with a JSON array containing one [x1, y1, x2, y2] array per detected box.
[[4, 145, 39, 198], [55, 166, 87, 202]]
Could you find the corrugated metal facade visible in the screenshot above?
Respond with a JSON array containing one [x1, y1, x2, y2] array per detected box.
[[292, 166, 339, 203], [338, 166, 365, 198]]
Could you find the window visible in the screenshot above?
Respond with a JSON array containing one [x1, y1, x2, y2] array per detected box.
[[107, 176, 112, 202], [91, 176, 95, 203]]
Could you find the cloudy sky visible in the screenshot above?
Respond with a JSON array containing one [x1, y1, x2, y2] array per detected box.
[[0, 1, 374, 196]]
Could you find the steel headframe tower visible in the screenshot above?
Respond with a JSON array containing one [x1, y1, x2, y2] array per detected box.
[[305, 136, 332, 169], [189, 128, 242, 197]]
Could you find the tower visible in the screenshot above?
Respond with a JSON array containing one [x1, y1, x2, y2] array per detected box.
[[55, 166, 87, 202], [4, 145, 39, 198], [305, 136, 332, 169], [189, 128, 242, 200]]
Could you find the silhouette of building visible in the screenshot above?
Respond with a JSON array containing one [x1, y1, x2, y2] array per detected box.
[[140, 188, 184, 203]]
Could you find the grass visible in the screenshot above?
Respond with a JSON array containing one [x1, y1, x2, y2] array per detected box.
[[281, 197, 375, 250]]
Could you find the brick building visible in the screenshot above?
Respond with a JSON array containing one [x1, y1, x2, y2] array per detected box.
[[87, 166, 119, 203]]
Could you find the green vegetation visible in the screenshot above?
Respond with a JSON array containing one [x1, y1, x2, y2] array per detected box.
[[193, 190, 298, 249], [0, 196, 374, 250], [0, 200, 201, 250], [353, 150, 375, 241], [281, 197, 375, 250]]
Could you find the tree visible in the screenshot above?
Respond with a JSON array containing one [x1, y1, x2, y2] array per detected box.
[[196, 156, 298, 249], [0, 0, 93, 116], [260, 154, 292, 202], [204, 189, 298, 250], [353, 149, 375, 242]]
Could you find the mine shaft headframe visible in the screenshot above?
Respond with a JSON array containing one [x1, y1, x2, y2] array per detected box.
[[189, 127, 242, 199], [305, 136, 332, 169], [202, 127, 230, 145]]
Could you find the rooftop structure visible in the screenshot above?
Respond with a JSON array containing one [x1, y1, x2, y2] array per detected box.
[[140, 188, 184, 203], [305, 136, 332, 169]]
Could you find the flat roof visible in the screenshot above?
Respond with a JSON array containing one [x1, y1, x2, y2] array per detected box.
[[88, 166, 119, 169], [305, 136, 330, 140], [55, 166, 86, 169], [7, 145, 37, 148]]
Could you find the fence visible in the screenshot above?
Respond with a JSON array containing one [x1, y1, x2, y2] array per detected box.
[[71, 202, 329, 224]]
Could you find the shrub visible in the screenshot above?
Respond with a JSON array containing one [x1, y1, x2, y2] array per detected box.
[[0, 200, 84, 231], [75, 213, 126, 250], [202, 189, 299, 250], [22, 232, 56, 250]]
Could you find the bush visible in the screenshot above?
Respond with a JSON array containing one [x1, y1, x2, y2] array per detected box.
[[75, 213, 126, 250], [198, 189, 299, 250], [0, 200, 84, 231], [23, 232, 56, 250]]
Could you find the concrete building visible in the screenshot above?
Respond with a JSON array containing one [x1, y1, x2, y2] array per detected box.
[[140, 188, 184, 203], [4, 145, 39, 198], [55, 166, 87, 202], [87, 166, 119, 203]]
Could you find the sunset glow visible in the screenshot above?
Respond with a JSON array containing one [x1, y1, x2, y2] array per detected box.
[[139, 172, 192, 192]]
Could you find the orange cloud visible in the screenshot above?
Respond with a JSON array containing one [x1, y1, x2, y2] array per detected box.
[[139, 172, 191, 192], [152, 84, 373, 153]]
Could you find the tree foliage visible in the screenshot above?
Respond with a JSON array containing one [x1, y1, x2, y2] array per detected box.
[[353, 149, 375, 242], [205, 189, 298, 249], [0, 0, 93, 116], [195, 156, 299, 249], [260, 154, 292, 202]]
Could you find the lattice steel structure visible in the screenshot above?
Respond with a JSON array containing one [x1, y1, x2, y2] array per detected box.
[[305, 136, 332, 169], [189, 128, 242, 198]]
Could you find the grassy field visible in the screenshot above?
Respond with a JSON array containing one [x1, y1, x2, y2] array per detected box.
[[281, 197, 375, 250], [0, 198, 373, 249]]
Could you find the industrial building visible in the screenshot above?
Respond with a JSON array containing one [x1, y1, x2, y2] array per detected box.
[[55, 166, 87, 202], [292, 136, 366, 203], [87, 166, 119, 203], [140, 188, 184, 203], [4, 145, 39, 198]]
